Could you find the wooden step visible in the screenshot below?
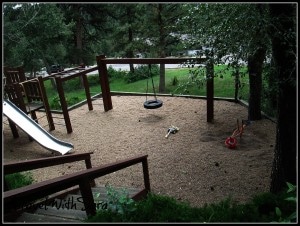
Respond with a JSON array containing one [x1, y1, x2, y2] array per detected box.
[[34, 206, 87, 221], [8, 185, 141, 223], [14, 212, 82, 222]]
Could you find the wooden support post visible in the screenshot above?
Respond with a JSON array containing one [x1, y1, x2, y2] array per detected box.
[[79, 179, 96, 216], [85, 157, 96, 187], [37, 76, 55, 131], [8, 119, 19, 138], [96, 55, 113, 111], [82, 74, 93, 111], [206, 57, 214, 123], [142, 158, 151, 193], [55, 76, 73, 133]]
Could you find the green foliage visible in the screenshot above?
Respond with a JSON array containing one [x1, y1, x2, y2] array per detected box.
[[3, 3, 74, 71], [107, 66, 127, 82], [170, 76, 179, 86], [5, 172, 34, 190], [4, 3, 281, 120], [172, 65, 207, 95], [88, 184, 137, 222], [274, 182, 297, 223], [44, 65, 273, 119], [104, 184, 137, 215], [87, 74, 100, 86], [67, 96, 81, 106], [62, 78, 83, 92], [49, 95, 61, 110], [46, 66, 251, 110], [49, 94, 80, 110], [85, 189, 297, 223], [124, 64, 160, 84]]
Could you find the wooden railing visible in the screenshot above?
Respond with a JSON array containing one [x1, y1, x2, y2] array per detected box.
[[4, 151, 94, 176], [4, 154, 150, 217], [4, 152, 95, 196]]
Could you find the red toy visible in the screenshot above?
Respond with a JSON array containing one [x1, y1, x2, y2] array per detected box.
[[225, 136, 237, 149], [225, 119, 248, 149]]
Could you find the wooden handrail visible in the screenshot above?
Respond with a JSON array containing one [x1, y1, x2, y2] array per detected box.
[[4, 152, 95, 192], [43, 66, 98, 81], [4, 154, 150, 217], [4, 152, 94, 175]]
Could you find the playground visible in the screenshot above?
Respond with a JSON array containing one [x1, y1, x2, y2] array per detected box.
[[3, 95, 276, 208]]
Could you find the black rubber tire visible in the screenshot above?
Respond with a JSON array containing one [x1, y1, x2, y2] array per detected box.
[[144, 99, 163, 109]]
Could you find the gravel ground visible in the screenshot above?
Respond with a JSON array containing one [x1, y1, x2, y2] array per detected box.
[[3, 95, 276, 208]]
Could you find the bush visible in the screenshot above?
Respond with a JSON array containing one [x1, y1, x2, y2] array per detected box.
[[5, 172, 34, 190], [85, 188, 297, 223], [87, 74, 100, 86], [125, 64, 159, 83], [107, 66, 128, 81], [171, 76, 179, 86], [49, 95, 61, 110], [63, 77, 83, 91]]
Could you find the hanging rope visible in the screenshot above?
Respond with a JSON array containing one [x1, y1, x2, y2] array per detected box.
[[145, 74, 149, 102], [144, 64, 163, 109]]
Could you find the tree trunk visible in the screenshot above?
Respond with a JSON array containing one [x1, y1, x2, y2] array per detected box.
[[247, 47, 266, 120], [268, 4, 296, 193], [126, 7, 135, 73], [157, 4, 166, 93], [159, 64, 165, 93], [76, 11, 84, 65], [234, 69, 240, 102], [75, 5, 84, 88]]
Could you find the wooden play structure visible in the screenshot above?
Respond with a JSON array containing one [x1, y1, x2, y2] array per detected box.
[[4, 67, 55, 138], [3, 55, 214, 135], [95, 55, 214, 120]]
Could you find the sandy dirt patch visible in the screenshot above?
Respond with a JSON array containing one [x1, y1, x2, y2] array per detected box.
[[3, 95, 276, 208]]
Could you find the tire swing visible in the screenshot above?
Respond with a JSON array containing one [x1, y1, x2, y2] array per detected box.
[[144, 64, 163, 109]]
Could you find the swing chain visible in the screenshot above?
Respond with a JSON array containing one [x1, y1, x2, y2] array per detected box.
[[149, 64, 158, 101], [143, 64, 163, 109]]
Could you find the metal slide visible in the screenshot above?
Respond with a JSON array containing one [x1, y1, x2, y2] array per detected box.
[[3, 100, 74, 155]]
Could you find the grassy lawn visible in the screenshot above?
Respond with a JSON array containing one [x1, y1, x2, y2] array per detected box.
[[44, 65, 250, 110]]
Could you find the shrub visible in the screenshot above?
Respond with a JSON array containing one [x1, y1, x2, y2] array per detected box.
[[5, 172, 34, 190], [125, 64, 159, 83], [107, 66, 128, 81], [85, 188, 297, 223]]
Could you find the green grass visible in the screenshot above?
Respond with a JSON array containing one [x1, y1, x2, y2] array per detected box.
[[5, 172, 34, 190], [85, 187, 296, 223], [110, 66, 249, 98], [44, 64, 279, 117], [44, 65, 250, 110], [4, 169, 295, 223]]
